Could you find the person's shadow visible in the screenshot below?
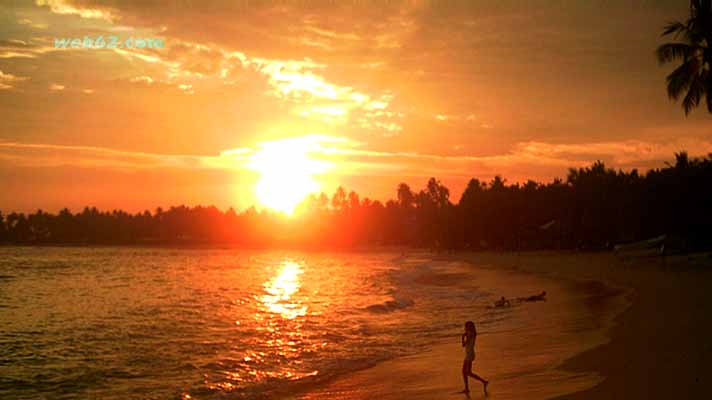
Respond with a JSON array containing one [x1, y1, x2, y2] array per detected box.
[[459, 388, 489, 398]]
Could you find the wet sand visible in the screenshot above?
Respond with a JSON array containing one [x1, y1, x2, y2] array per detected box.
[[531, 251, 712, 400], [296, 251, 712, 400]]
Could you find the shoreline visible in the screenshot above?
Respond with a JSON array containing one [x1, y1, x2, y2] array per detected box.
[[453, 251, 712, 400], [295, 250, 711, 400], [549, 252, 712, 399], [295, 251, 631, 400]]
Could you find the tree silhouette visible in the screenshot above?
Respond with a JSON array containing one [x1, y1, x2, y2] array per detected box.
[[397, 183, 415, 209], [657, 0, 712, 114], [0, 152, 710, 252]]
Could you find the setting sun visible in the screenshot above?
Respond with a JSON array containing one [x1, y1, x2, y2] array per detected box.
[[248, 137, 332, 214]]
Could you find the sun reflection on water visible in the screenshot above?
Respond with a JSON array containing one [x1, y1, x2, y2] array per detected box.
[[205, 259, 322, 395], [260, 260, 307, 320]]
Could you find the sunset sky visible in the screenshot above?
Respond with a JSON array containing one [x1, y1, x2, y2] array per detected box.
[[1, 0, 711, 213]]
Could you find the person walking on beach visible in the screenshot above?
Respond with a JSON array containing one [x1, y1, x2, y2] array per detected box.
[[461, 321, 488, 395]]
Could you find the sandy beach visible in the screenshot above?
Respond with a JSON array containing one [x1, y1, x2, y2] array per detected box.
[[296, 251, 712, 400], [535, 251, 712, 400]]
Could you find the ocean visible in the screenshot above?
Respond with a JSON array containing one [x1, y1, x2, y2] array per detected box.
[[0, 247, 624, 399]]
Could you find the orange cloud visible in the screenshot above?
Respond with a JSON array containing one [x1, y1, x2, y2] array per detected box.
[[0, 69, 29, 89]]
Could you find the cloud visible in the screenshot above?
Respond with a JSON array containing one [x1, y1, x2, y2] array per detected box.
[[178, 83, 193, 94], [4, 136, 708, 186], [0, 141, 251, 171], [0, 39, 35, 48], [49, 83, 65, 91], [294, 137, 712, 181], [2, 0, 708, 185], [17, 18, 48, 30], [21, 0, 410, 136], [104, 38, 403, 134], [128, 76, 154, 84], [0, 37, 71, 59], [35, 0, 115, 21], [511, 139, 712, 167], [0, 70, 29, 90]]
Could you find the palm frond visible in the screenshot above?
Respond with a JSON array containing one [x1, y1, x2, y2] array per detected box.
[[656, 42, 694, 64], [682, 75, 705, 115], [691, 0, 712, 17], [666, 61, 695, 100], [661, 21, 687, 38], [658, 1, 712, 115]]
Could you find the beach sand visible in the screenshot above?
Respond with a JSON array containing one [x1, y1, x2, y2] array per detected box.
[[295, 251, 712, 400], [535, 252, 712, 400]]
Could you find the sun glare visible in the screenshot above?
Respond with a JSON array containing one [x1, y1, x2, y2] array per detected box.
[[249, 137, 332, 214], [260, 260, 306, 319]]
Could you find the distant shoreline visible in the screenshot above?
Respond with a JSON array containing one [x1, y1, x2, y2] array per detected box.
[[3, 153, 712, 253], [0, 243, 421, 253], [3, 242, 709, 256]]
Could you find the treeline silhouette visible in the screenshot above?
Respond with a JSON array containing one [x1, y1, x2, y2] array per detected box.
[[1, 152, 711, 252]]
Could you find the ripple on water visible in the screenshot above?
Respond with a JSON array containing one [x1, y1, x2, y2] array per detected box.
[[0, 248, 504, 399]]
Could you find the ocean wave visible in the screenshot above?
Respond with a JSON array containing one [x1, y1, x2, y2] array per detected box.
[[364, 296, 414, 313]]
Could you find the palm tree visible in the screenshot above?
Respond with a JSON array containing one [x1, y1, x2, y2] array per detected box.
[[656, 0, 712, 115]]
